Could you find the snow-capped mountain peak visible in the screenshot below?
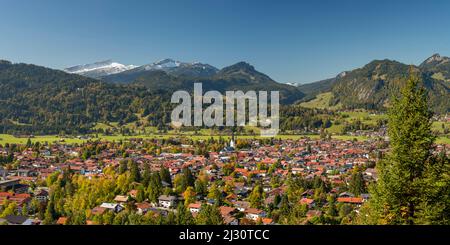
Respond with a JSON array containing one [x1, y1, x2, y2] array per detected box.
[[144, 58, 181, 70], [64, 60, 136, 78]]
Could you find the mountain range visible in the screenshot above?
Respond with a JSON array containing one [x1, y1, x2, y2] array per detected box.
[[0, 54, 449, 134], [0, 58, 303, 134], [64, 58, 304, 104], [64, 60, 137, 78], [298, 53, 450, 113]]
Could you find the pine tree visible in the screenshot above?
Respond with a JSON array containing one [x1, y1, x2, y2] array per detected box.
[[365, 71, 449, 224], [129, 160, 141, 183], [249, 184, 263, 208], [349, 168, 366, 196], [142, 164, 151, 186], [43, 201, 56, 224], [196, 204, 223, 225], [159, 167, 172, 187]]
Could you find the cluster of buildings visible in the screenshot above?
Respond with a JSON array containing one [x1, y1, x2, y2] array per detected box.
[[1, 136, 435, 225]]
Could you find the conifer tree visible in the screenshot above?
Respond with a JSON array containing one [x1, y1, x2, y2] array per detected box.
[[365, 71, 449, 224]]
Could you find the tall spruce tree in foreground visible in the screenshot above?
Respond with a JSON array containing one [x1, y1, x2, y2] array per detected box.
[[361, 70, 449, 225]]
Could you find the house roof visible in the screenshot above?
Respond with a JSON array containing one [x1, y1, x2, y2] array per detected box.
[[188, 203, 201, 209], [56, 217, 67, 225], [114, 195, 128, 202], [91, 206, 107, 215], [4, 215, 28, 224], [262, 218, 273, 225], [245, 208, 264, 214], [219, 206, 236, 217], [136, 202, 152, 210], [299, 198, 315, 205], [337, 197, 363, 204], [158, 195, 176, 201]]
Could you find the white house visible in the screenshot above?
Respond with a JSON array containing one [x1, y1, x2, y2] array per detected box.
[[245, 208, 266, 221], [188, 202, 201, 214], [100, 203, 123, 213], [158, 195, 177, 209]]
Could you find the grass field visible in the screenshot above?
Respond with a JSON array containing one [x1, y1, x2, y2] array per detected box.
[[1, 132, 447, 146], [339, 110, 387, 126], [300, 92, 342, 110], [0, 134, 86, 145], [0, 133, 373, 145], [436, 136, 450, 144], [432, 121, 450, 134]]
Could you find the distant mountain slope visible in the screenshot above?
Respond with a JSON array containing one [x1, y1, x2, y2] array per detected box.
[[128, 61, 305, 104], [64, 60, 136, 78], [0, 60, 168, 134], [419, 53, 450, 81], [102, 58, 219, 83], [299, 55, 450, 113], [0, 59, 304, 134]]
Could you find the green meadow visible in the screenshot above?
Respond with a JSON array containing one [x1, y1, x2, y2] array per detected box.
[[0, 133, 374, 145]]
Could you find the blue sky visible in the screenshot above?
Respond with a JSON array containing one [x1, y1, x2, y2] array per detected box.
[[1, 0, 450, 83]]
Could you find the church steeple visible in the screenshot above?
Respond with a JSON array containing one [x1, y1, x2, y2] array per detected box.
[[230, 129, 236, 149]]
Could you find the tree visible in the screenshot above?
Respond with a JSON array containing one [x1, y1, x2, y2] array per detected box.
[[118, 160, 128, 174], [327, 195, 338, 217], [249, 184, 263, 208], [136, 186, 146, 202], [147, 173, 162, 203], [26, 138, 32, 148], [183, 187, 196, 206], [195, 174, 208, 196], [43, 201, 57, 224], [176, 203, 194, 225], [142, 164, 151, 186], [207, 183, 222, 205], [173, 174, 187, 193], [0, 201, 17, 217], [349, 168, 366, 196], [365, 72, 449, 225], [182, 167, 195, 188], [196, 204, 223, 225], [159, 167, 172, 187], [129, 160, 141, 183]]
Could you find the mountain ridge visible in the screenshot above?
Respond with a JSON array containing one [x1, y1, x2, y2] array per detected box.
[[64, 60, 137, 78], [298, 54, 450, 113]]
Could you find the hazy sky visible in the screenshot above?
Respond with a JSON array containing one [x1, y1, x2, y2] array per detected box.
[[1, 0, 450, 83]]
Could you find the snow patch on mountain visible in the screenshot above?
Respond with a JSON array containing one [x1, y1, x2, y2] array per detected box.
[[64, 60, 137, 78]]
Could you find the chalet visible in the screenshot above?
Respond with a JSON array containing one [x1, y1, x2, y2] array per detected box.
[[261, 218, 274, 225], [135, 202, 152, 215], [158, 195, 177, 208], [100, 203, 123, 213], [220, 206, 238, 225], [339, 192, 354, 198], [91, 206, 107, 216], [0, 179, 20, 192], [299, 198, 315, 208], [34, 189, 49, 202], [188, 202, 202, 214], [56, 217, 68, 225], [231, 200, 250, 212], [245, 208, 266, 221], [1, 215, 35, 225], [128, 189, 138, 199], [113, 195, 129, 203], [337, 197, 363, 205]]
